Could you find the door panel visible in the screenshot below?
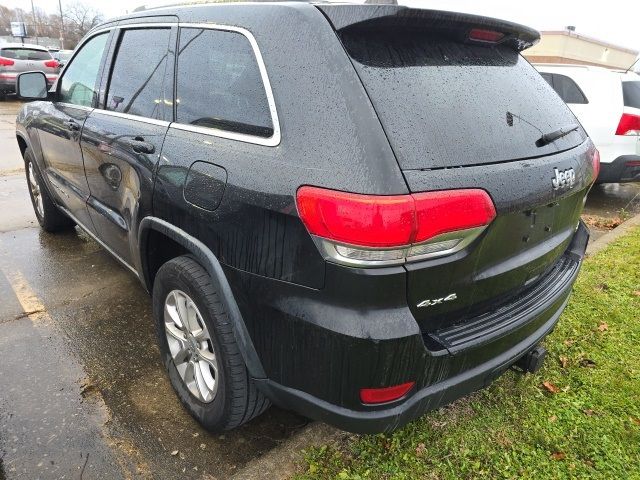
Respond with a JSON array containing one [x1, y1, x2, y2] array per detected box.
[[37, 103, 95, 230], [82, 112, 167, 266]]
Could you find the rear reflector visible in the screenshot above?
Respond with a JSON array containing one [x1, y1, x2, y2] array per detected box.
[[615, 113, 640, 136], [44, 60, 59, 68], [0, 57, 14, 67], [297, 187, 496, 265], [468, 28, 505, 43], [360, 382, 415, 405], [592, 149, 600, 181]]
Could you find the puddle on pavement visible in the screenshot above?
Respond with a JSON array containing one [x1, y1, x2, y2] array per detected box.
[[0, 227, 307, 479]]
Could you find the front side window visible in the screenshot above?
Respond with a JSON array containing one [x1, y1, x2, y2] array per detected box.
[[59, 32, 109, 107], [176, 28, 274, 138], [106, 28, 171, 120]]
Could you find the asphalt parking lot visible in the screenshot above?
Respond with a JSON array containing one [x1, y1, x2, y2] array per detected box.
[[1, 97, 639, 479]]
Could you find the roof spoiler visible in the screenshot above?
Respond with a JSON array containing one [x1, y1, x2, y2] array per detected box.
[[316, 5, 540, 51]]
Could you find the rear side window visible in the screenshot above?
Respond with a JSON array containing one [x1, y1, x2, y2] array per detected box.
[[623, 81, 640, 109], [548, 74, 588, 105], [0, 48, 51, 60], [106, 28, 172, 120], [176, 28, 274, 138], [340, 29, 586, 169]]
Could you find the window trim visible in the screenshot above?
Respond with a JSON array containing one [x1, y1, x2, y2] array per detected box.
[[172, 23, 281, 147]]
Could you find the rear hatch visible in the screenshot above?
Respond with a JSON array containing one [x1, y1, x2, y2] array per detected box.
[[318, 5, 595, 332]]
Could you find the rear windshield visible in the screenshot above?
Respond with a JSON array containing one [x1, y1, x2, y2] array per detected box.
[[0, 48, 51, 61], [623, 81, 640, 109], [341, 29, 586, 169]]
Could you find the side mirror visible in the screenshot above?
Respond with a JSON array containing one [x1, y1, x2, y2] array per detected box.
[[16, 71, 48, 100]]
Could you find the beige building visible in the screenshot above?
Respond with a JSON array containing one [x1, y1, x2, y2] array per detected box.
[[524, 30, 638, 70]]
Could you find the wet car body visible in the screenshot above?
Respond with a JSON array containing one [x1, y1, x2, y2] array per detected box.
[[16, 2, 596, 433]]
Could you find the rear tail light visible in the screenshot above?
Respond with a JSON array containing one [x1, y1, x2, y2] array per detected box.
[[468, 28, 505, 43], [625, 160, 640, 167], [360, 381, 415, 405], [44, 60, 59, 68], [615, 113, 640, 136], [0, 57, 14, 67], [296, 186, 496, 266], [592, 149, 600, 181]]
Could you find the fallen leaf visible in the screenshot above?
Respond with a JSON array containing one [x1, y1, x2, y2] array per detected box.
[[551, 452, 566, 460], [415, 443, 426, 456], [563, 339, 575, 347], [170, 450, 179, 456], [597, 322, 609, 332], [583, 409, 595, 416], [633, 291, 640, 297], [630, 417, 640, 426], [548, 415, 558, 423], [542, 381, 560, 394], [559, 356, 569, 368]]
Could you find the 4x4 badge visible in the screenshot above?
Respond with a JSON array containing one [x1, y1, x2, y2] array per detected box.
[[551, 167, 575, 190], [417, 293, 457, 308]]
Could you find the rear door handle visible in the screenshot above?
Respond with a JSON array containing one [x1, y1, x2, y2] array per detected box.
[[128, 137, 155, 154], [64, 120, 80, 131]]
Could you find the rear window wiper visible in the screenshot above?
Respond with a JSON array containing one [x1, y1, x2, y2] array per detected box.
[[536, 124, 579, 147]]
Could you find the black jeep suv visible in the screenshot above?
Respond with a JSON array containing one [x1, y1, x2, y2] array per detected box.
[[15, 2, 597, 433]]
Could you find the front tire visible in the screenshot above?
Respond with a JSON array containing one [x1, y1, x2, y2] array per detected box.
[[24, 148, 75, 232], [152, 255, 270, 431]]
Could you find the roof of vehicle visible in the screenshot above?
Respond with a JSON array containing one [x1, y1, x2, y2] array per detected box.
[[534, 63, 640, 80], [0, 43, 49, 50], [91, 1, 539, 50]]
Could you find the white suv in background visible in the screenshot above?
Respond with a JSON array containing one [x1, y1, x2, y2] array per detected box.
[[535, 64, 640, 183]]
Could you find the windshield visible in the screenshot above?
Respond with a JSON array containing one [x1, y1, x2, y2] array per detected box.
[[340, 29, 586, 169]]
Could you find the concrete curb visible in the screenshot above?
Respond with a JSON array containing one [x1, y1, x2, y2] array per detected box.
[[230, 212, 640, 480], [586, 211, 640, 256], [230, 422, 343, 480]]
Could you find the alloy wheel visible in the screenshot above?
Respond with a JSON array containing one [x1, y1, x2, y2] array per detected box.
[[164, 289, 219, 403], [28, 161, 44, 219]]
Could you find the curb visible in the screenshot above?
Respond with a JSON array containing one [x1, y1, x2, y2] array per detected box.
[[586, 211, 640, 256], [230, 422, 342, 480]]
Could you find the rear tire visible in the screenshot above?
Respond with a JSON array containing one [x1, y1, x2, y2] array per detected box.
[[152, 255, 270, 431], [24, 148, 75, 232]]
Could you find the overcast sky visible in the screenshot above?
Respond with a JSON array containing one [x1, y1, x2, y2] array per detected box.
[[6, 0, 640, 54]]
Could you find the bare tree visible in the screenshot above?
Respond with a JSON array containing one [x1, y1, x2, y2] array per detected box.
[[63, 2, 103, 45]]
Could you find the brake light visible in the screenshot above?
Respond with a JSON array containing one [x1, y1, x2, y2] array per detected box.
[[591, 149, 600, 181], [44, 59, 59, 68], [615, 113, 640, 136], [360, 382, 415, 405], [0, 57, 14, 67], [296, 187, 496, 265], [469, 28, 505, 43]]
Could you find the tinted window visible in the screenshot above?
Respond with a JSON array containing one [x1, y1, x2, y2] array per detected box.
[[540, 72, 553, 86], [0, 48, 51, 60], [106, 28, 171, 120], [623, 81, 640, 109], [551, 74, 588, 104], [341, 30, 585, 169], [176, 28, 273, 138], [59, 33, 109, 107]]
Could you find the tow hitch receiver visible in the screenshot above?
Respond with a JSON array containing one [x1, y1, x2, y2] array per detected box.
[[513, 345, 547, 374]]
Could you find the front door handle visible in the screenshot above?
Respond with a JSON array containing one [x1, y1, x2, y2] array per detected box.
[[128, 137, 155, 154], [64, 120, 80, 131]]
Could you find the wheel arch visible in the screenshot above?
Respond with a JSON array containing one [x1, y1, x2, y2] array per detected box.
[[138, 216, 266, 379]]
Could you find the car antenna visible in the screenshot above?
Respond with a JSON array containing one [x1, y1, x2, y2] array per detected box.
[[624, 57, 639, 74]]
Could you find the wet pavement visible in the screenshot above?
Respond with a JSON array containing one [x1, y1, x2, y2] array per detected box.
[[2, 97, 640, 479]]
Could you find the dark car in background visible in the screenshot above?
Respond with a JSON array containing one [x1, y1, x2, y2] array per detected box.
[[15, 2, 598, 434], [0, 43, 59, 98]]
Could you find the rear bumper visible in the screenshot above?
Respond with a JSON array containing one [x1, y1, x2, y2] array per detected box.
[[597, 155, 640, 183], [254, 222, 589, 433]]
